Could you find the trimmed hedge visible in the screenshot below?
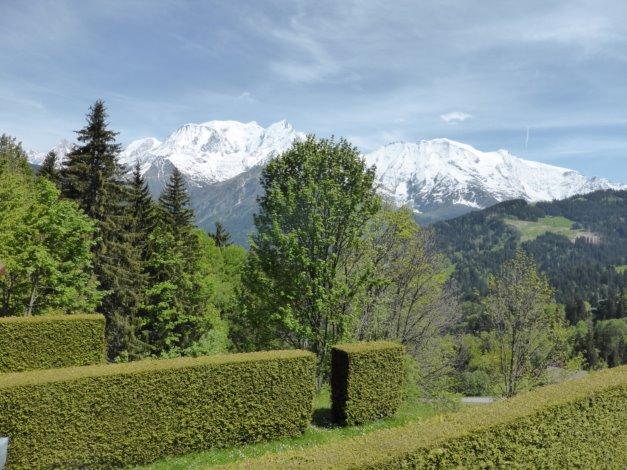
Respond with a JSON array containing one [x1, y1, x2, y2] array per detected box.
[[223, 365, 627, 469], [331, 341, 404, 426], [0, 349, 316, 469], [0, 314, 105, 372]]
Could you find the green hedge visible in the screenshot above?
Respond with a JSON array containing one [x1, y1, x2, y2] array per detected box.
[[0, 314, 105, 372], [223, 365, 627, 469], [331, 341, 404, 426], [0, 349, 316, 469]]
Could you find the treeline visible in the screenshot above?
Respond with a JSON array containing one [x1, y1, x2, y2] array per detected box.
[[434, 192, 627, 317], [0, 102, 246, 360], [433, 192, 627, 376]]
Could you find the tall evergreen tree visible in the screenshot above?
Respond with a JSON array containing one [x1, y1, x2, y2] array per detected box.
[[158, 168, 195, 237], [139, 170, 211, 355], [129, 162, 157, 257], [209, 222, 231, 248], [60, 100, 142, 359], [39, 150, 59, 184]]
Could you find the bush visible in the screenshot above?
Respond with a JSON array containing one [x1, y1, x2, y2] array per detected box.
[[227, 365, 627, 469], [0, 314, 105, 372], [457, 370, 493, 396], [0, 349, 315, 469], [331, 341, 404, 426]]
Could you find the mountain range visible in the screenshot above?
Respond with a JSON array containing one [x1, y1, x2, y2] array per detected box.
[[28, 120, 625, 245]]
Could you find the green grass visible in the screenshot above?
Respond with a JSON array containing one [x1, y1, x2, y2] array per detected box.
[[136, 388, 442, 469], [505, 216, 584, 242], [615, 264, 627, 274]]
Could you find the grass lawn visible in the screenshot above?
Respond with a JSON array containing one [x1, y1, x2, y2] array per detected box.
[[136, 388, 443, 469], [505, 216, 583, 242], [615, 264, 627, 274]]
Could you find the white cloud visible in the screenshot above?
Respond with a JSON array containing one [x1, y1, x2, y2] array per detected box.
[[440, 111, 473, 123]]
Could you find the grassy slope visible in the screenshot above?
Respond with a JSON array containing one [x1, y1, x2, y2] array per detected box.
[[504, 216, 583, 242], [137, 388, 441, 469]]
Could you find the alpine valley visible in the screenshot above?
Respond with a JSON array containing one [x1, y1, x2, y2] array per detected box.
[[28, 119, 625, 245]]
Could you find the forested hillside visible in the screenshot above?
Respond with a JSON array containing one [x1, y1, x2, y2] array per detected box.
[[434, 190, 627, 321]]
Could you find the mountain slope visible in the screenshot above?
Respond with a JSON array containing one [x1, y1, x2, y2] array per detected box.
[[433, 189, 627, 319]]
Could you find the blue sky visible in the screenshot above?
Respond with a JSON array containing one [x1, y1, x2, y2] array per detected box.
[[1, 0, 627, 181]]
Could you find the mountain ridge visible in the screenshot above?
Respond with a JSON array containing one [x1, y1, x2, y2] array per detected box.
[[27, 120, 625, 244]]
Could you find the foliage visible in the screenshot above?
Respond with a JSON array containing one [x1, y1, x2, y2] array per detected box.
[[434, 191, 627, 321], [331, 341, 404, 426], [484, 251, 566, 396], [224, 365, 627, 469], [594, 317, 627, 367], [0, 171, 99, 316], [0, 349, 316, 469], [209, 221, 232, 248], [0, 134, 31, 175], [138, 166, 225, 357], [237, 136, 379, 384], [60, 100, 143, 358], [350, 206, 459, 395], [39, 150, 60, 184], [0, 314, 105, 372]]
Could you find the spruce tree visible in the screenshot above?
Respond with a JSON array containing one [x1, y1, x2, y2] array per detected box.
[[209, 222, 231, 248], [39, 150, 59, 184], [129, 162, 157, 258], [158, 168, 195, 237], [140, 169, 210, 355], [60, 100, 143, 359]]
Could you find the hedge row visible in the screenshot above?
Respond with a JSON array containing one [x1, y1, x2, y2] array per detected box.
[[0, 349, 316, 469], [0, 314, 105, 372], [224, 365, 627, 469], [331, 341, 404, 425]]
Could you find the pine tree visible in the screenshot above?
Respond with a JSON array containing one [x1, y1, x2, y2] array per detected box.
[[209, 222, 231, 248], [60, 100, 143, 359], [129, 162, 157, 257], [158, 168, 195, 237], [39, 150, 59, 184], [139, 169, 211, 355]]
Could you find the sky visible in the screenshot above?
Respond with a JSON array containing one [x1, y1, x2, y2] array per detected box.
[[1, 0, 627, 181]]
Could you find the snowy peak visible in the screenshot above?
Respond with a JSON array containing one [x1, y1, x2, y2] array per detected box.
[[364, 138, 625, 212], [27, 139, 74, 166], [125, 119, 304, 185]]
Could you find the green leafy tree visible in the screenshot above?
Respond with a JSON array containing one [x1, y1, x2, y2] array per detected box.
[[209, 222, 231, 248], [484, 250, 566, 396], [60, 100, 142, 358], [0, 134, 31, 176], [39, 150, 59, 184], [0, 169, 100, 316], [238, 136, 380, 385], [352, 206, 460, 395]]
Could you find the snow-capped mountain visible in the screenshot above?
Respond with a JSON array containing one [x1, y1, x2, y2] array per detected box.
[[27, 120, 625, 244], [27, 139, 74, 166], [118, 119, 304, 191], [364, 138, 624, 221]]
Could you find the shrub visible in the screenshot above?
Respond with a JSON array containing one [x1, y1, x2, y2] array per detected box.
[[0, 314, 105, 372], [331, 341, 404, 425], [225, 365, 627, 469], [0, 349, 315, 469]]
